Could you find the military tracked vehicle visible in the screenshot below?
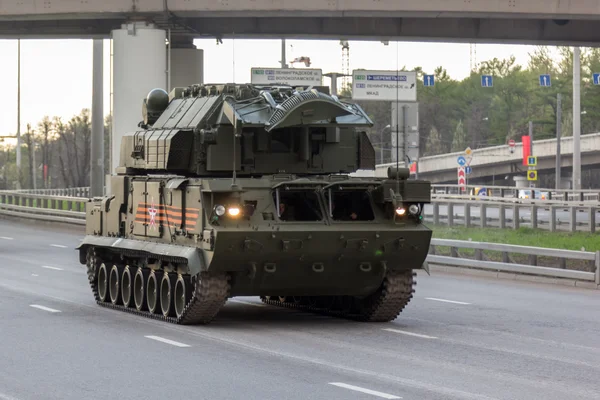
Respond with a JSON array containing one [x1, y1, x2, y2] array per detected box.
[[77, 83, 432, 325]]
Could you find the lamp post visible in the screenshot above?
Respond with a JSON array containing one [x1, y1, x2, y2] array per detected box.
[[16, 39, 21, 189]]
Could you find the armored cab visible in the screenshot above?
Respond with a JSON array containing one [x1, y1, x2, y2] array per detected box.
[[77, 83, 432, 324]]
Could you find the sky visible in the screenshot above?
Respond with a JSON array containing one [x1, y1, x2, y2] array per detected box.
[[0, 37, 560, 142]]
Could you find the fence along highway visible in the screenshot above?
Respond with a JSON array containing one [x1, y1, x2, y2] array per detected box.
[[0, 217, 599, 400]]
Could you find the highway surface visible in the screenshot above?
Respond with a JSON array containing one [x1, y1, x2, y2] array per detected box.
[[1, 219, 599, 400]]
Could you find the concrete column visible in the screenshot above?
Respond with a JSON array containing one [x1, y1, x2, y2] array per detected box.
[[111, 22, 166, 174], [90, 39, 104, 197], [169, 45, 204, 90]]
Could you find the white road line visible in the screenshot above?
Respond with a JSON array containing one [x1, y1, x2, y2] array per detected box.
[[41, 265, 63, 271], [229, 299, 266, 307], [145, 335, 190, 348], [0, 236, 14, 240], [50, 244, 68, 248], [382, 328, 438, 339], [425, 297, 471, 305], [329, 383, 401, 399], [31, 274, 39, 277], [30, 304, 61, 313], [0, 391, 22, 400]]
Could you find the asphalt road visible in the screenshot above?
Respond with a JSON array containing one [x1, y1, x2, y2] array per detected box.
[[1, 219, 599, 400], [425, 203, 600, 228]]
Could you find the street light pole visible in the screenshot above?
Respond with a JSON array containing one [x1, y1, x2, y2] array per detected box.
[[572, 46, 582, 190], [16, 38, 21, 189], [556, 93, 562, 190]]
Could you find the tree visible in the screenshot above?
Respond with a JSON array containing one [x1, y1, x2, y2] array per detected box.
[[37, 116, 53, 189], [23, 123, 35, 189]]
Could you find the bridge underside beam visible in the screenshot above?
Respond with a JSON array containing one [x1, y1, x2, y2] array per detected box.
[[1, 16, 600, 45]]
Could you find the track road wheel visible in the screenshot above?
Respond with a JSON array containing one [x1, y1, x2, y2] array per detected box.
[[160, 273, 175, 317], [146, 270, 160, 314], [121, 266, 133, 308], [97, 263, 109, 302], [109, 264, 122, 305], [174, 274, 191, 319], [133, 267, 148, 311]]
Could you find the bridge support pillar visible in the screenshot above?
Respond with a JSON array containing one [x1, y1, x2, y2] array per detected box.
[[110, 22, 167, 175], [168, 37, 204, 90]]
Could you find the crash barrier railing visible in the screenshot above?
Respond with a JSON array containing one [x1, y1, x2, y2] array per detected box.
[[0, 191, 597, 286], [431, 184, 600, 202], [428, 238, 600, 286], [8, 187, 90, 198], [425, 198, 599, 233], [9, 184, 600, 205], [0, 191, 87, 225]]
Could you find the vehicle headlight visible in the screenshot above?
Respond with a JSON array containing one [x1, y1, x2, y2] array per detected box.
[[408, 204, 419, 215], [214, 205, 226, 216], [227, 207, 241, 217], [395, 207, 406, 216]]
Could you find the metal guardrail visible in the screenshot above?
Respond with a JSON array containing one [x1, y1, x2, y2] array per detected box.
[[431, 184, 600, 202], [426, 198, 598, 233], [0, 191, 597, 288], [0, 191, 87, 225], [8, 187, 90, 198], [428, 238, 600, 286]]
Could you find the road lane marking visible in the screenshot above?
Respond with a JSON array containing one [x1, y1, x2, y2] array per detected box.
[[145, 335, 190, 347], [0, 236, 14, 240], [382, 328, 437, 339], [0, 391, 22, 400], [229, 299, 266, 307], [31, 274, 39, 277], [50, 244, 68, 248], [30, 304, 61, 313], [425, 297, 471, 305], [41, 265, 63, 271], [329, 383, 401, 399]]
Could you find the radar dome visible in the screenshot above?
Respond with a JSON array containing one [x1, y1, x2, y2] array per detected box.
[[146, 88, 169, 113]]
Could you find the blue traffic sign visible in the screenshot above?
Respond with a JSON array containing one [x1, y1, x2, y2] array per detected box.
[[465, 166, 472, 175], [594, 73, 600, 85], [457, 156, 467, 166], [477, 187, 487, 196], [481, 75, 493, 87], [424, 75, 435, 87], [539, 74, 551, 87]]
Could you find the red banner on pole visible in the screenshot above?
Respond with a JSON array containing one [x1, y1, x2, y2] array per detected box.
[[410, 162, 417, 174], [521, 135, 531, 166]]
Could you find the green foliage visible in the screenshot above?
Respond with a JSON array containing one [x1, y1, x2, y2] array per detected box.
[[350, 46, 599, 157], [431, 224, 600, 251]]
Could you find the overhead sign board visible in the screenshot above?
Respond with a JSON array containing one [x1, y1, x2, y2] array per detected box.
[[251, 67, 322, 86], [352, 70, 417, 101]]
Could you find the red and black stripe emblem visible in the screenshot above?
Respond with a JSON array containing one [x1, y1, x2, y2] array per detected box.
[[134, 203, 199, 230]]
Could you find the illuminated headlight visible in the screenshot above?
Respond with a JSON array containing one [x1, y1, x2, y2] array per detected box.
[[395, 207, 406, 216], [408, 204, 419, 215], [214, 205, 226, 216], [227, 207, 241, 217]]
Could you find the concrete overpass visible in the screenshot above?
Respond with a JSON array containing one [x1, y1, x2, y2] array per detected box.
[[374, 133, 600, 186], [3, 0, 600, 45]]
